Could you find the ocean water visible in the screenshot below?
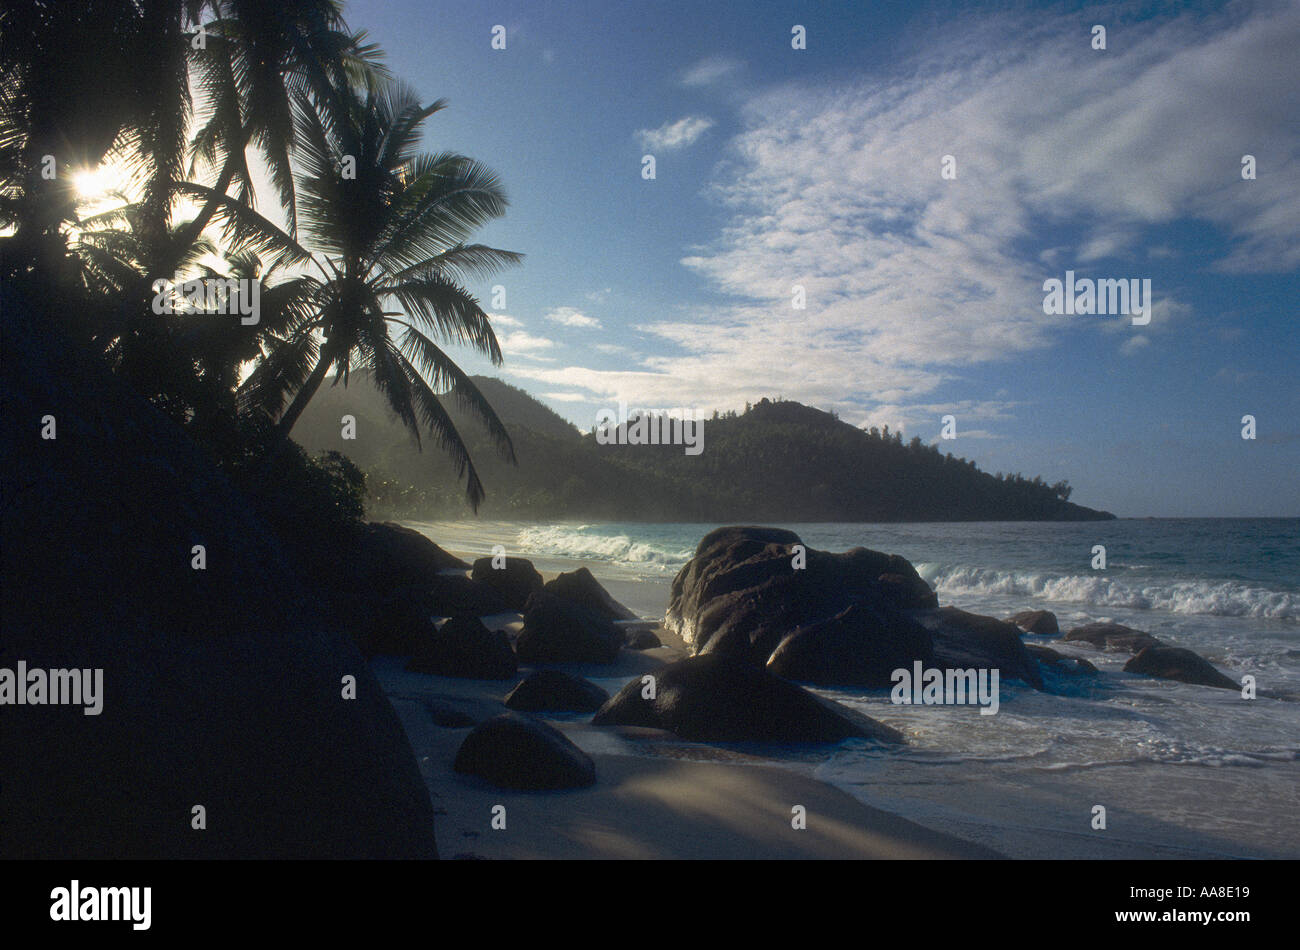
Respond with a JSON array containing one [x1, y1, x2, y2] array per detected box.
[[412, 518, 1300, 858]]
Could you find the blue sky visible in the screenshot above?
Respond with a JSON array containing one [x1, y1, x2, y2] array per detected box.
[[343, 0, 1299, 517]]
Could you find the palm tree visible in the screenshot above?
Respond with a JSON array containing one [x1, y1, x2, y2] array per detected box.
[[65, 195, 220, 420], [72, 196, 314, 428], [0, 0, 191, 286], [4, 3, 521, 511], [0, 1, 378, 301], [228, 79, 522, 510], [176, 0, 386, 270]]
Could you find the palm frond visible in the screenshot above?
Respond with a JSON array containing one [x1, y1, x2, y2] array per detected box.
[[383, 271, 504, 363], [176, 181, 312, 266], [393, 320, 516, 464], [391, 342, 490, 511]]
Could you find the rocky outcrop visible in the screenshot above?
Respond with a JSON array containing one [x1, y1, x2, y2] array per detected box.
[[1025, 643, 1098, 674], [908, 608, 1045, 689], [406, 614, 518, 680], [1064, 622, 1163, 654], [453, 713, 596, 789], [516, 592, 623, 664], [427, 575, 512, 617], [663, 527, 1050, 693], [0, 288, 438, 858], [504, 670, 609, 713], [363, 577, 511, 657], [1007, 609, 1059, 635], [543, 567, 638, 620], [352, 522, 469, 586], [1123, 646, 1237, 690], [767, 603, 934, 687], [592, 653, 904, 744], [665, 525, 937, 662], [470, 556, 544, 610]]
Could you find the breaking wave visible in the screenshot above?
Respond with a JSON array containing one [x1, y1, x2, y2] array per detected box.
[[918, 564, 1297, 620], [514, 525, 693, 572]]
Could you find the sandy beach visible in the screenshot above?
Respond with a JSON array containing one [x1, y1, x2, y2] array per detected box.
[[377, 655, 1000, 860], [377, 523, 1300, 860], [372, 531, 1001, 859]]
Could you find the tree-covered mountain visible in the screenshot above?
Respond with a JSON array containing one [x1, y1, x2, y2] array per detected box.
[[293, 374, 1114, 521]]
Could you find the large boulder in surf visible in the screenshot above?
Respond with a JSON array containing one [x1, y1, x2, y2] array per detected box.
[[1025, 643, 1098, 674], [471, 555, 545, 610], [0, 285, 437, 859], [406, 614, 518, 680], [1123, 646, 1237, 690], [543, 567, 638, 621], [453, 713, 596, 790], [907, 607, 1045, 690], [303, 523, 472, 651], [767, 602, 934, 687], [351, 522, 469, 593], [665, 525, 938, 663], [1065, 622, 1163, 654], [1007, 609, 1059, 635], [592, 653, 904, 744], [516, 592, 623, 664], [504, 670, 609, 713]]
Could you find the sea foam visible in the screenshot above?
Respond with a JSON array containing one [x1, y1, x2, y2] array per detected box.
[[514, 525, 693, 571], [918, 564, 1296, 620]]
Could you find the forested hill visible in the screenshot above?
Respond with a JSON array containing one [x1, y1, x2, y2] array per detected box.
[[292, 376, 1115, 521]]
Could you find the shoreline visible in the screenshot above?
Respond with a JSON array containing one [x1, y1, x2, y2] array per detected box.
[[383, 522, 1298, 860], [375, 646, 1001, 859], [376, 537, 1001, 858]]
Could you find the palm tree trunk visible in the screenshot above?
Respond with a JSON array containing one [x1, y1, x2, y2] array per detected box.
[[274, 346, 334, 442], [166, 148, 243, 273]]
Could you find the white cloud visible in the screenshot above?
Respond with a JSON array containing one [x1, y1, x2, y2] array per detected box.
[[857, 399, 1021, 437], [526, 4, 1300, 424], [1120, 334, 1151, 356], [681, 56, 742, 87], [1078, 232, 1133, 262], [544, 307, 602, 329], [1097, 296, 1192, 336], [541, 391, 589, 402], [499, 330, 557, 356], [636, 115, 714, 151], [489, 313, 523, 327]]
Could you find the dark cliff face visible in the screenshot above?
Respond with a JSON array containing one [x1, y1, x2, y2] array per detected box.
[[0, 285, 437, 858]]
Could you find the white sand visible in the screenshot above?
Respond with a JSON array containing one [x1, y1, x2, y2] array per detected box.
[[374, 540, 1000, 858], [376, 652, 1000, 859]]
